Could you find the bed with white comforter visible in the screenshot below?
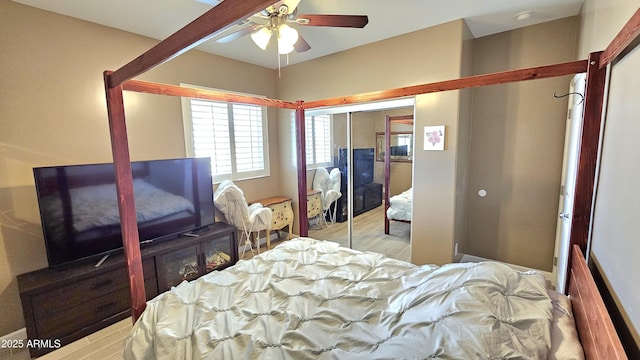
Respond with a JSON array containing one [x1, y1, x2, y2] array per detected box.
[[123, 237, 582, 359], [386, 187, 412, 222]]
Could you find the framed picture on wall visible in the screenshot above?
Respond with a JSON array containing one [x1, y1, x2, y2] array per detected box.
[[424, 126, 445, 151]]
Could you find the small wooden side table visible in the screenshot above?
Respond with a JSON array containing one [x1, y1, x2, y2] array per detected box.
[[252, 196, 293, 244]]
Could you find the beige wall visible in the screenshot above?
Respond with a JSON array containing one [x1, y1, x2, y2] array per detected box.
[[0, 0, 280, 335], [464, 17, 579, 271], [453, 27, 475, 261], [410, 21, 474, 266], [578, 0, 640, 345]]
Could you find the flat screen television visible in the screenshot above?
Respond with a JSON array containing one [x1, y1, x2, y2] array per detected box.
[[352, 148, 375, 187], [33, 158, 215, 267], [390, 145, 409, 156]]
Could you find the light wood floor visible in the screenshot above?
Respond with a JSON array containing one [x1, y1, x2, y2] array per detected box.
[[3, 206, 410, 360], [4, 317, 132, 360], [241, 204, 411, 262], [307, 205, 411, 262]]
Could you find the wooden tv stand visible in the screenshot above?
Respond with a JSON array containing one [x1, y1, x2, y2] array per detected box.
[[17, 222, 236, 358]]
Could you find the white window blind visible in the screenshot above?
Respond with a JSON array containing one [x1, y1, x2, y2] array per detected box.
[[182, 90, 269, 182], [305, 114, 332, 168], [232, 104, 265, 173], [190, 100, 232, 176]]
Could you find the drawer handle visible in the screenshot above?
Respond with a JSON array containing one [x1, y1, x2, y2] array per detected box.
[[94, 302, 116, 313], [91, 279, 114, 290]]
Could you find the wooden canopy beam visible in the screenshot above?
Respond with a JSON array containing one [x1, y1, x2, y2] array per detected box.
[[600, 7, 640, 68], [107, 0, 276, 88], [122, 79, 298, 109], [302, 60, 587, 109]]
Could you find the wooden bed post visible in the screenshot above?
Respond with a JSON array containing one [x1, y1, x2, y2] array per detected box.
[[384, 116, 391, 234], [295, 101, 309, 237], [383, 114, 413, 235], [568, 52, 607, 254], [103, 71, 146, 321]]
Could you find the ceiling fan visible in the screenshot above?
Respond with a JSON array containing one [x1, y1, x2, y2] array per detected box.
[[214, 0, 369, 55]]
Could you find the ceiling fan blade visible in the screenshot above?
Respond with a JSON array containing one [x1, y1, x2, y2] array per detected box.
[[294, 34, 311, 53], [296, 14, 369, 28], [215, 25, 260, 43]]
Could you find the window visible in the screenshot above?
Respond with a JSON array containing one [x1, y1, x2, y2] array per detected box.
[[181, 87, 269, 183], [305, 114, 332, 169]]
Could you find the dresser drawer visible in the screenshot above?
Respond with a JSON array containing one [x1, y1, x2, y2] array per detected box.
[[35, 278, 158, 340], [36, 287, 130, 339], [270, 200, 293, 230], [32, 260, 156, 319]]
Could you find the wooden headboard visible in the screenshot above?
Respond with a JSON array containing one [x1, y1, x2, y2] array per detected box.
[[569, 245, 627, 359]]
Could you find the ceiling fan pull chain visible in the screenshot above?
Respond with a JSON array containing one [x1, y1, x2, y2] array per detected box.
[[278, 52, 282, 78]]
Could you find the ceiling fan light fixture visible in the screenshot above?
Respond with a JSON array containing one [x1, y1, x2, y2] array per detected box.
[[278, 40, 295, 55], [278, 23, 299, 45], [251, 27, 272, 50]]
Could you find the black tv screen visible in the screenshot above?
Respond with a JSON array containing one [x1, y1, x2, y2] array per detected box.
[[34, 158, 215, 267], [353, 148, 374, 186], [390, 145, 408, 156]]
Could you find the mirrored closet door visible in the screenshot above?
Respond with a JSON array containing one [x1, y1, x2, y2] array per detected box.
[[306, 100, 414, 262], [306, 112, 348, 249]]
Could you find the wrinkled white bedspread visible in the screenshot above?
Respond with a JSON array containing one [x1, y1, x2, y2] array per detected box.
[[124, 238, 552, 359], [386, 187, 412, 221]]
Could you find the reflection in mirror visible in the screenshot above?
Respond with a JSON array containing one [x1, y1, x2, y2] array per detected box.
[[376, 132, 413, 162], [306, 114, 347, 260], [306, 106, 413, 263]]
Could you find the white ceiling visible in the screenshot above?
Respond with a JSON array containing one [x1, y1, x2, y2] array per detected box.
[[13, 0, 584, 69]]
